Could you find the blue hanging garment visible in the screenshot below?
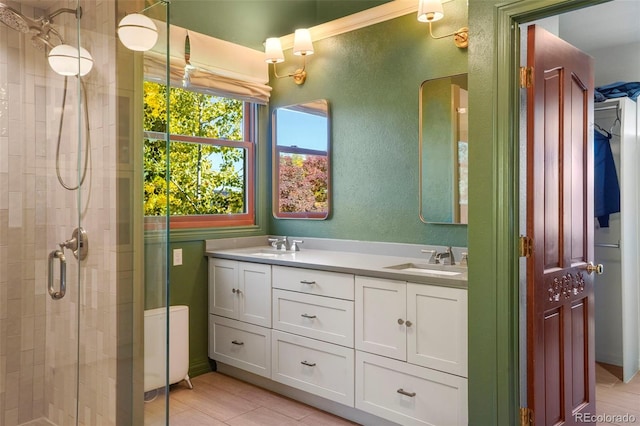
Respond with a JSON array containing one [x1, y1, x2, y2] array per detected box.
[[593, 130, 620, 227]]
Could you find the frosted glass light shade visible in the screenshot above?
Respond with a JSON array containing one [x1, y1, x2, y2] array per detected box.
[[293, 29, 313, 56], [417, 0, 444, 22], [118, 13, 158, 51], [48, 44, 94, 76], [265, 37, 285, 63]]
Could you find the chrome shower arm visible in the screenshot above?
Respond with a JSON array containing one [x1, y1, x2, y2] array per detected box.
[[47, 7, 82, 21]]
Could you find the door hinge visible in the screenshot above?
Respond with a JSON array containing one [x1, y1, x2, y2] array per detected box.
[[520, 407, 533, 426], [520, 66, 533, 88], [519, 235, 533, 258]]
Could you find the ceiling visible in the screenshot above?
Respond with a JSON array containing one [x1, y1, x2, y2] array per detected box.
[[15, 0, 640, 54], [558, 0, 640, 52]]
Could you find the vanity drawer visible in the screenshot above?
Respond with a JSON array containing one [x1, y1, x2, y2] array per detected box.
[[355, 351, 468, 426], [271, 330, 354, 406], [209, 315, 271, 378], [272, 266, 354, 300], [272, 289, 354, 347]]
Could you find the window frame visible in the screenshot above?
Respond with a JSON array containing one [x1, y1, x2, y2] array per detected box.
[[143, 101, 257, 229]]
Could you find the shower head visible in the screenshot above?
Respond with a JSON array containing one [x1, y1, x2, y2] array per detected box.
[[0, 2, 41, 33], [31, 25, 64, 51]]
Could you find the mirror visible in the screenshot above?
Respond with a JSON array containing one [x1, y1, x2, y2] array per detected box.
[[273, 99, 330, 219], [419, 74, 468, 224]]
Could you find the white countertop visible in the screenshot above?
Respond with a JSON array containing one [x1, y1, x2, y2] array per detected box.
[[206, 246, 467, 289]]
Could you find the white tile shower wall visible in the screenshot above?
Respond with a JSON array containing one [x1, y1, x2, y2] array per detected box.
[[0, 1, 120, 425]]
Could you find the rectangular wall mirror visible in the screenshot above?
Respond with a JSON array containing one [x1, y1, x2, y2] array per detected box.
[[419, 74, 468, 224], [273, 99, 330, 219]]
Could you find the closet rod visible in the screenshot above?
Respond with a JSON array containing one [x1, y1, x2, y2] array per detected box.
[[595, 242, 620, 249], [594, 105, 620, 112]]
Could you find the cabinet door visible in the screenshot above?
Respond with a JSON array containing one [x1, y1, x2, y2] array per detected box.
[[209, 258, 238, 319], [237, 262, 272, 327], [407, 283, 468, 377], [355, 276, 407, 360]]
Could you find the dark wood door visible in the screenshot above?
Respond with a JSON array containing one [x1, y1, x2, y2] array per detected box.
[[526, 24, 596, 425]]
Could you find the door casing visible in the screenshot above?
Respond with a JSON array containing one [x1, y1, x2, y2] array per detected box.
[[469, 0, 611, 424]]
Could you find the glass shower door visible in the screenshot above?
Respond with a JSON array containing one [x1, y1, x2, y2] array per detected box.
[[0, 1, 141, 425]]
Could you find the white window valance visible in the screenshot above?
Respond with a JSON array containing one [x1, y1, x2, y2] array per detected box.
[[144, 20, 271, 104]]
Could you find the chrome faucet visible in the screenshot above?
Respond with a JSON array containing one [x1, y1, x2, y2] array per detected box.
[[289, 239, 304, 251], [435, 246, 455, 265], [421, 249, 439, 264], [268, 236, 287, 250]]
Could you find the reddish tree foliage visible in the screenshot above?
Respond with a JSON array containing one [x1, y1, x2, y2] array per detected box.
[[278, 154, 328, 213]]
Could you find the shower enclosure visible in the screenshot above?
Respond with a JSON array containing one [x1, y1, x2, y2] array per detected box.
[[0, 1, 170, 425]]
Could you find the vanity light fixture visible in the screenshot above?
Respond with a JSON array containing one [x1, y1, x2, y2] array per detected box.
[[117, 0, 168, 52], [264, 28, 314, 85], [417, 0, 469, 49]]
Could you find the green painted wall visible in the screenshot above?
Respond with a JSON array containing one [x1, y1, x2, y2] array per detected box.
[[269, 7, 469, 247], [167, 240, 211, 375]]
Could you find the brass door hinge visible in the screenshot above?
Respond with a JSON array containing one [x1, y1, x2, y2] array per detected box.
[[519, 235, 533, 258], [520, 66, 533, 88], [520, 407, 533, 425]]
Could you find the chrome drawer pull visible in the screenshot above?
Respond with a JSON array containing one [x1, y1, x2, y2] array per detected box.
[[301, 313, 317, 319], [300, 360, 316, 367], [231, 340, 244, 346], [300, 280, 316, 285], [397, 388, 416, 397]]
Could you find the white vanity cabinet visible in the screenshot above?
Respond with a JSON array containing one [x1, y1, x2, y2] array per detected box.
[[355, 276, 467, 376], [355, 276, 468, 425], [209, 258, 271, 327], [271, 266, 356, 406], [208, 258, 272, 378], [207, 253, 468, 425]]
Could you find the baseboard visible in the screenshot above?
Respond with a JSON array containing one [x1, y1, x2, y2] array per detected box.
[[189, 358, 212, 377], [595, 352, 623, 367]]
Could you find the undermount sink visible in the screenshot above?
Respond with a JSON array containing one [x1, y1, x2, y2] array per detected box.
[[249, 249, 295, 257], [384, 263, 464, 276]]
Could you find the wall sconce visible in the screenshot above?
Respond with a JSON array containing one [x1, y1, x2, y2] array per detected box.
[[117, 1, 168, 52], [264, 29, 314, 85], [417, 0, 469, 49], [48, 45, 94, 76]]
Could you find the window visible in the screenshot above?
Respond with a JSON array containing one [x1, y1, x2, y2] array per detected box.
[[143, 81, 255, 228]]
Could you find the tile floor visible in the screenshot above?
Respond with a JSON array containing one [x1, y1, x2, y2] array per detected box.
[[19, 364, 640, 425], [144, 372, 360, 426]]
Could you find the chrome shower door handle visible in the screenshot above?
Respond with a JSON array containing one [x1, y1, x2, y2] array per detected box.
[[48, 249, 66, 300]]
